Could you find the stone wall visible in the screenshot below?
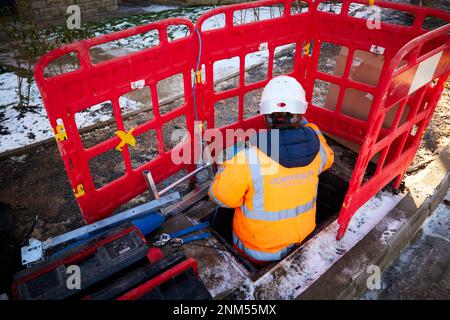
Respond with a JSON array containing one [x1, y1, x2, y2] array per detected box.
[[16, 0, 119, 25], [122, 0, 243, 6]]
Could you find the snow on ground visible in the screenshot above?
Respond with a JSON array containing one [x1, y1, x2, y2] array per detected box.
[[0, 73, 51, 152], [0, 5, 296, 154], [361, 188, 450, 300], [404, 167, 438, 197], [0, 72, 142, 153], [422, 189, 450, 245], [199, 250, 247, 298], [379, 217, 406, 245], [1, 2, 445, 153], [238, 190, 405, 299], [118, 3, 180, 15], [135, 5, 180, 13]]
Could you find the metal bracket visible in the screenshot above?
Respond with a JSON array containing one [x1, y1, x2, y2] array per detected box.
[[143, 170, 160, 200], [142, 161, 214, 201], [21, 238, 43, 266]]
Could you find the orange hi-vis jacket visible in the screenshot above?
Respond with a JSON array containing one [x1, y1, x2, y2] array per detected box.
[[209, 123, 334, 262]]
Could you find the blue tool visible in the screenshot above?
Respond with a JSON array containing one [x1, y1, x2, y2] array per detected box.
[[153, 222, 211, 247], [21, 193, 180, 265], [50, 212, 165, 258]]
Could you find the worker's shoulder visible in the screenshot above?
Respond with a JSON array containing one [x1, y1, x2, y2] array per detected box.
[[304, 122, 329, 145], [304, 122, 321, 132], [222, 147, 250, 166]]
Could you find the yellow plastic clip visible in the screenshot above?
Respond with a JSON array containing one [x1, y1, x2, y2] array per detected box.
[[368, 0, 375, 5], [303, 42, 311, 56], [53, 123, 68, 142], [195, 70, 202, 84], [115, 128, 136, 151], [74, 184, 85, 198]]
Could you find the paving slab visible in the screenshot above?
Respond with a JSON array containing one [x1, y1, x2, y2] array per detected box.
[[361, 189, 450, 300], [299, 144, 450, 299]]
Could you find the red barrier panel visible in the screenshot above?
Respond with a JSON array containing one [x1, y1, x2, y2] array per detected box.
[[35, 18, 199, 223], [35, 0, 450, 239]]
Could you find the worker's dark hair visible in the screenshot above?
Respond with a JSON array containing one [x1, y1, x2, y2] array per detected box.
[[265, 112, 303, 129]]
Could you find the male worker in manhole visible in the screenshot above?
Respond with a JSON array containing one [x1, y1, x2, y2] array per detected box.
[[208, 75, 334, 267]]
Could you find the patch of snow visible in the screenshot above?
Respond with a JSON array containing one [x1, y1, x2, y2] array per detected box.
[[404, 168, 436, 197], [421, 188, 450, 244], [361, 288, 383, 300], [318, 2, 343, 14], [213, 56, 240, 81], [380, 218, 405, 245], [0, 73, 52, 153], [0, 72, 42, 108], [200, 254, 245, 298], [360, 188, 450, 300], [10, 154, 27, 163], [141, 5, 180, 13], [0, 71, 145, 153], [349, 3, 372, 19]]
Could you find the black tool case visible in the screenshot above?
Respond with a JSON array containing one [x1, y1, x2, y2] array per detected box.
[[12, 224, 212, 300], [12, 225, 149, 300]]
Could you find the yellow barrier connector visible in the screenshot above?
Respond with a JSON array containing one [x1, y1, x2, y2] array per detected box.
[[74, 184, 85, 198], [196, 122, 204, 131], [195, 70, 202, 84], [369, 0, 375, 5], [53, 123, 68, 142], [303, 42, 311, 56], [115, 128, 136, 152]]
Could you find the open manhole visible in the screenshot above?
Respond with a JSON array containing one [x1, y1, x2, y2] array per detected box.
[[202, 170, 349, 279]]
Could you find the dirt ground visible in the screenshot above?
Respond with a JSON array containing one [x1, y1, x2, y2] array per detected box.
[[0, 1, 449, 254]]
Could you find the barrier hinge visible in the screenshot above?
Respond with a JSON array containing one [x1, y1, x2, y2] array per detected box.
[[74, 184, 85, 198], [53, 122, 68, 142], [115, 128, 136, 151], [195, 70, 202, 84], [303, 42, 311, 56]]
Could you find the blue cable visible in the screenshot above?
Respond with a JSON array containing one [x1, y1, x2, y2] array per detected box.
[[212, 204, 219, 229], [192, 26, 202, 122], [192, 27, 223, 229], [192, 27, 221, 222]]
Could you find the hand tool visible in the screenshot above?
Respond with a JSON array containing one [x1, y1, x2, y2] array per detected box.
[[153, 222, 211, 247]]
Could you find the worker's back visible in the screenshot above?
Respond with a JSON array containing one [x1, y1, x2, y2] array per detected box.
[[209, 122, 334, 263]]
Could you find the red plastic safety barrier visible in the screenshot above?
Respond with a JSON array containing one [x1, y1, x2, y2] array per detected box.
[[35, 18, 199, 223], [35, 0, 450, 239]]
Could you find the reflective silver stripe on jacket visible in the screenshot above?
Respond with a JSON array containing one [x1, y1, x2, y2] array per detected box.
[[241, 198, 316, 221], [233, 232, 294, 262], [318, 143, 328, 173], [309, 127, 327, 174], [242, 147, 316, 221]]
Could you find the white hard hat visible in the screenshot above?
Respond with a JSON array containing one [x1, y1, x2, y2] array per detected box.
[[259, 76, 307, 115]]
